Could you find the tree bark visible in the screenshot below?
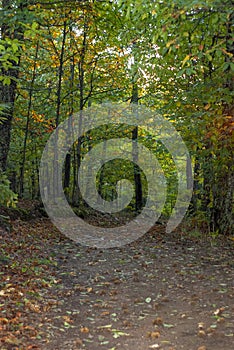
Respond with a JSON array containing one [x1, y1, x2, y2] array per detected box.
[[53, 20, 67, 200], [72, 19, 87, 205], [211, 11, 234, 234], [131, 83, 143, 212], [19, 42, 39, 197], [0, 0, 25, 172]]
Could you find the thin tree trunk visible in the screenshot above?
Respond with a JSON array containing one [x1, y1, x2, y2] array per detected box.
[[63, 153, 71, 190], [72, 19, 87, 205], [97, 137, 107, 203], [131, 83, 142, 212], [19, 42, 39, 197], [53, 20, 67, 200], [63, 42, 75, 198], [189, 154, 200, 215]]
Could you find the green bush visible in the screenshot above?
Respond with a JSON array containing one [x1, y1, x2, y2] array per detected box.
[[0, 172, 18, 207]]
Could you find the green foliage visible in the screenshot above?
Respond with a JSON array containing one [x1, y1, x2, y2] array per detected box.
[[0, 103, 10, 123], [0, 38, 21, 85], [1, 0, 233, 233], [0, 173, 18, 207]]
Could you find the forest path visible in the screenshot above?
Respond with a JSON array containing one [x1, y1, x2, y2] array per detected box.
[[0, 217, 233, 350]]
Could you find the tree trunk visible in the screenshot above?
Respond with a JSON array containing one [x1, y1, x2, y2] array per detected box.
[[131, 83, 143, 212], [63, 39, 75, 200], [212, 12, 234, 234], [63, 153, 71, 190], [53, 20, 67, 200], [189, 155, 200, 214], [213, 169, 234, 235], [72, 19, 87, 205], [0, 1, 19, 171], [19, 42, 39, 197]]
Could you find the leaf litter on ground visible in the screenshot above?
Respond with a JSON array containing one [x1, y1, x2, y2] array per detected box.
[[0, 213, 233, 350]]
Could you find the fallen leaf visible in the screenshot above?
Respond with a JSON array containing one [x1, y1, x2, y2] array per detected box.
[[147, 331, 160, 339], [112, 329, 129, 338], [214, 307, 225, 316], [198, 330, 206, 337], [4, 335, 21, 345], [80, 326, 89, 333], [101, 311, 110, 316], [146, 297, 152, 303], [62, 315, 73, 323], [153, 317, 163, 326], [198, 322, 205, 330], [163, 323, 174, 328]]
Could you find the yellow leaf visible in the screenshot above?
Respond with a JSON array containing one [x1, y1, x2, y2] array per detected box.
[[182, 54, 190, 67], [166, 39, 175, 48], [221, 48, 233, 57]]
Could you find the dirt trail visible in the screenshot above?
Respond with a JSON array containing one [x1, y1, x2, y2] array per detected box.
[[0, 219, 233, 350]]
